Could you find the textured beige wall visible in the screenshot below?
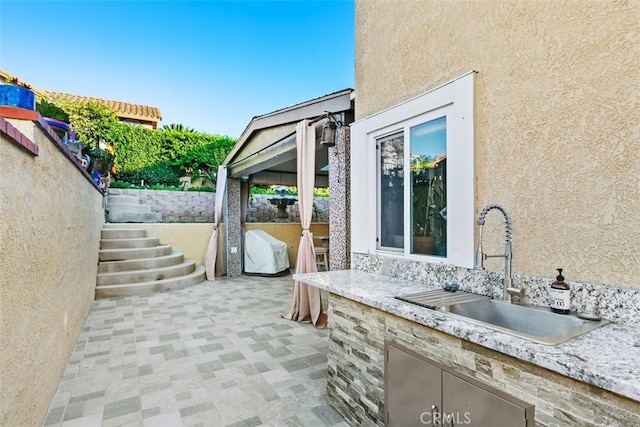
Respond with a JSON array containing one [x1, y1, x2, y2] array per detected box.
[[0, 121, 104, 425], [356, 0, 640, 287], [107, 222, 329, 269], [245, 223, 330, 267], [108, 223, 216, 265]]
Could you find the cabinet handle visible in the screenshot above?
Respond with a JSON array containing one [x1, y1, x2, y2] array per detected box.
[[431, 405, 440, 426], [444, 413, 453, 427]]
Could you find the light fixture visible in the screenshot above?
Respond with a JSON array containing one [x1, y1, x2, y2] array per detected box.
[[319, 112, 343, 148]]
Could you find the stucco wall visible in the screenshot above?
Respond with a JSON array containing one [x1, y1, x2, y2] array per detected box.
[[106, 223, 216, 265], [0, 119, 104, 426], [355, 1, 640, 287], [245, 223, 330, 267], [105, 222, 329, 269]]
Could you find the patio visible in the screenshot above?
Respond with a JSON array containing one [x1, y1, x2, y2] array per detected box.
[[41, 276, 346, 427]]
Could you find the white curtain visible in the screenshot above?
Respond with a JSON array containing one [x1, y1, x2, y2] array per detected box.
[[240, 180, 250, 272], [204, 165, 227, 280], [282, 120, 327, 328]]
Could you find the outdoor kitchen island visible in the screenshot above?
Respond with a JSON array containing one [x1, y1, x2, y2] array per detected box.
[[293, 270, 640, 427]]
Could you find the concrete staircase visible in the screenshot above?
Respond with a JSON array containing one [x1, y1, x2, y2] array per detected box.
[[106, 194, 161, 223], [96, 226, 206, 298]]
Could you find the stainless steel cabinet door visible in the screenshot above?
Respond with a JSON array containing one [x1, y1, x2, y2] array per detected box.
[[386, 345, 442, 426], [442, 371, 529, 427]]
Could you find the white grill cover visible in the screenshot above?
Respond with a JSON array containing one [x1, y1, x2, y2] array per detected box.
[[244, 230, 290, 274]]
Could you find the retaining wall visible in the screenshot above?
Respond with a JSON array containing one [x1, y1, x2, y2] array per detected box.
[[108, 189, 330, 223], [0, 116, 104, 426]]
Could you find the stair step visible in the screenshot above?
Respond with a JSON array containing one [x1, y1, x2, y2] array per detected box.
[[100, 237, 160, 250], [107, 212, 162, 223], [99, 245, 172, 262], [108, 203, 152, 214], [97, 260, 196, 285], [107, 195, 139, 205], [95, 265, 206, 298], [98, 252, 184, 273], [101, 228, 147, 239]]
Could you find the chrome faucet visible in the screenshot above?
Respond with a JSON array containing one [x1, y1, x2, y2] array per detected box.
[[474, 204, 524, 303]]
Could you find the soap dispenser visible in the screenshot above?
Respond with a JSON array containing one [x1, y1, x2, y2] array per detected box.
[[549, 268, 571, 314]]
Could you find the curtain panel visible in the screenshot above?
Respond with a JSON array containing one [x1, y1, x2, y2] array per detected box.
[[283, 120, 327, 328], [204, 165, 227, 280]]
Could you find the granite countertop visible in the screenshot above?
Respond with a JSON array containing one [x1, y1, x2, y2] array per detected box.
[[293, 269, 640, 403]]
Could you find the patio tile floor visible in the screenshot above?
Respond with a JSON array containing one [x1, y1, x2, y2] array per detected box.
[[42, 276, 346, 427]]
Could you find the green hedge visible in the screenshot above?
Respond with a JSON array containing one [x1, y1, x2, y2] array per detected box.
[[115, 162, 182, 187], [187, 186, 215, 192], [51, 99, 236, 187], [36, 99, 69, 122]]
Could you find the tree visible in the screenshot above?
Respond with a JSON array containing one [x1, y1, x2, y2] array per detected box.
[[59, 100, 121, 148], [162, 123, 196, 133], [46, 98, 236, 187]]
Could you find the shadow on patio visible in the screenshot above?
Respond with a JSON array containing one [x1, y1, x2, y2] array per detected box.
[[42, 276, 345, 427]]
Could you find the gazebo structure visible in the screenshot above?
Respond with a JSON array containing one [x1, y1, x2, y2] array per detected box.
[[217, 89, 354, 278]]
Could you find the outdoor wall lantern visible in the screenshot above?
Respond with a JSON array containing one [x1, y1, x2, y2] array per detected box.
[[320, 114, 338, 148], [310, 111, 342, 148]]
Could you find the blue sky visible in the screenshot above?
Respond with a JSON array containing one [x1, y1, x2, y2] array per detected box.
[[0, 0, 355, 138]]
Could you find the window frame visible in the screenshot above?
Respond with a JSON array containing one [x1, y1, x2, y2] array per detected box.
[[351, 71, 475, 268], [374, 108, 452, 259], [376, 128, 405, 254]]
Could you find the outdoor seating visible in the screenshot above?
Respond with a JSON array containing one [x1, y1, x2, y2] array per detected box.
[[244, 229, 290, 276], [315, 246, 329, 271]]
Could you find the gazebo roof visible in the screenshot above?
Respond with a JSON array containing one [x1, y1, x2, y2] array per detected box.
[[224, 89, 354, 187]]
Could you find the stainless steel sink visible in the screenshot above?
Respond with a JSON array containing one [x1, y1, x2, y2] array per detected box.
[[439, 299, 609, 345]]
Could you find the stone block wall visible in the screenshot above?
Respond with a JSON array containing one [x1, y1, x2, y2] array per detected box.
[[108, 189, 330, 223], [327, 294, 640, 427], [246, 194, 329, 223], [108, 188, 215, 222], [328, 296, 386, 426]]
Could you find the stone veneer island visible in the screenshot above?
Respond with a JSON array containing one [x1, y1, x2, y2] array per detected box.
[[294, 269, 640, 426]]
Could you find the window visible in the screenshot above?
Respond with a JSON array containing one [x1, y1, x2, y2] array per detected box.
[[378, 132, 404, 249], [377, 114, 449, 257], [351, 72, 475, 268], [410, 116, 447, 257]]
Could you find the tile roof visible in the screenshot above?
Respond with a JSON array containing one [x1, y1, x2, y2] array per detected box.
[[43, 91, 162, 123], [1, 67, 162, 124]]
